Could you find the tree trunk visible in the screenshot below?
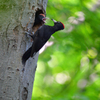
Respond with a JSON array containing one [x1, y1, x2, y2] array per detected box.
[[0, 0, 48, 100]]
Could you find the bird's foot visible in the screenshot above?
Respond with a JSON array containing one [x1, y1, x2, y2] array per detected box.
[[25, 31, 31, 35]]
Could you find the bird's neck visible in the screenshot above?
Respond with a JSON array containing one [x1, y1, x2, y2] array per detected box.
[[52, 23, 64, 32], [52, 24, 60, 32]]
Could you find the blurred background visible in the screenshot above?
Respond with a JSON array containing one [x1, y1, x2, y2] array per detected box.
[[32, 0, 100, 100]]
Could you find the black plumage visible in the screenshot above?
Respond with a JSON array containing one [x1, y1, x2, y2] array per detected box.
[[33, 14, 46, 27], [22, 19, 65, 66]]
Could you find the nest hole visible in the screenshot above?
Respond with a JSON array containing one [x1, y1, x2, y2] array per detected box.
[[32, 9, 45, 32], [35, 9, 45, 20]]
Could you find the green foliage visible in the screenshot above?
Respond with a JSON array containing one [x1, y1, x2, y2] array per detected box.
[[32, 0, 100, 100]]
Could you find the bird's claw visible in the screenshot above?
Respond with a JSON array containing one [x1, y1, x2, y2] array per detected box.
[[25, 31, 34, 35], [25, 31, 30, 35]]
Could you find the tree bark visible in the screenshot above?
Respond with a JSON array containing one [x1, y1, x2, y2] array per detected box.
[[0, 0, 48, 100]]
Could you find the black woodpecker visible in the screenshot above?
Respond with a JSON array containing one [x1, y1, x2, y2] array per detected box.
[[33, 14, 46, 26], [22, 19, 65, 66], [32, 14, 47, 33]]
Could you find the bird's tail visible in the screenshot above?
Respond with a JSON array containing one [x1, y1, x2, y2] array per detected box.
[[22, 46, 32, 66]]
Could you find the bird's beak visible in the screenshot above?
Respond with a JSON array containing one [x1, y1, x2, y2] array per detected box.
[[42, 17, 49, 23], [51, 19, 57, 23]]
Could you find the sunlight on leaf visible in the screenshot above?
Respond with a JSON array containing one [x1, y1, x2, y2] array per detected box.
[[87, 48, 97, 59], [55, 72, 71, 84]]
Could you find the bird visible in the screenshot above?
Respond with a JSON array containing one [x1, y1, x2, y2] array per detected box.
[[26, 13, 47, 36], [22, 19, 65, 66], [33, 13, 46, 26], [32, 13, 47, 33]]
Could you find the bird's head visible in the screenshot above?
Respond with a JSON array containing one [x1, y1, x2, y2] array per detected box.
[[51, 19, 65, 30], [38, 14, 47, 23]]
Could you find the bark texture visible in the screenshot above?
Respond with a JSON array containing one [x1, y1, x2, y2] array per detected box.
[[0, 0, 48, 100]]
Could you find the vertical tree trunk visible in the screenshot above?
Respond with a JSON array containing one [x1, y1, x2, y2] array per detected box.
[[0, 0, 48, 100]]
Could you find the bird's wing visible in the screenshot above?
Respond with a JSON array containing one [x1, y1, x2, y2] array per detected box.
[[30, 37, 39, 57]]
